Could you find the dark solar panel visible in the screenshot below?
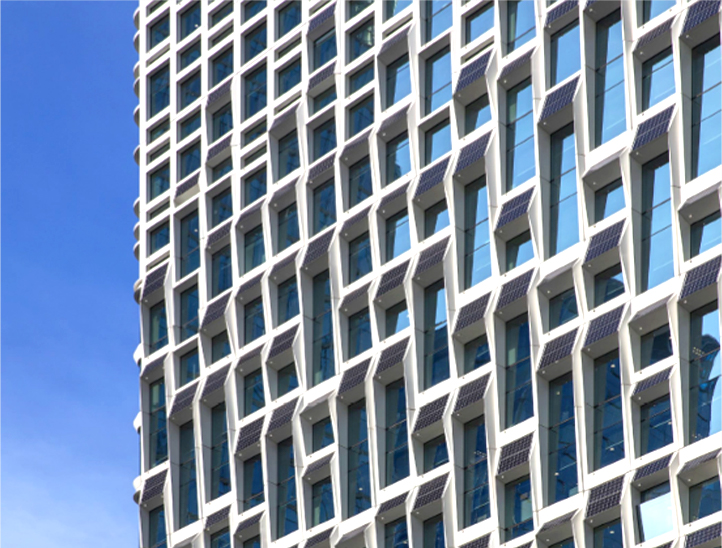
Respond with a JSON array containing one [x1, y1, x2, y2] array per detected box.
[[375, 337, 410, 375], [235, 511, 263, 536], [634, 17, 673, 52], [496, 188, 534, 229], [340, 128, 372, 159], [237, 345, 264, 367], [545, 0, 578, 26], [538, 511, 575, 533], [142, 263, 168, 299], [271, 251, 299, 277], [454, 293, 491, 333], [175, 171, 200, 197], [585, 220, 625, 262], [380, 25, 410, 56], [632, 367, 671, 396], [201, 292, 231, 328], [338, 358, 371, 393], [238, 272, 263, 296], [141, 353, 166, 378], [267, 324, 298, 359], [455, 49, 494, 93], [206, 219, 232, 249], [201, 364, 231, 398], [376, 492, 408, 515], [414, 155, 451, 197], [495, 269, 534, 310], [680, 449, 721, 474], [583, 305, 625, 347], [170, 381, 199, 416], [682, 0, 721, 33], [538, 328, 578, 369], [207, 134, 231, 161], [141, 469, 167, 503], [340, 282, 371, 309], [680, 255, 721, 298], [306, 527, 333, 548], [309, 2, 335, 33], [378, 182, 410, 210], [499, 48, 534, 79], [632, 106, 675, 150], [633, 454, 672, 481], [205, 504, 230, 529], [270, 103, 299, 132], [236, 416, 266, 453], [267, 397, 298, 432], [497, 433, 534, 474], [455, 131, 492, 174], [460, 534, 491, 548], [309, 154, 335, 181], [304, 453, 334, 478], [414, 236, 450, 277], [685, 522, 722, 548], [413, 473, 449, 509], [454, 374, 491, 412], [376, 260, 410, 298], [302, 228, 335, 267], [586, 475, 625, 517], [237, 200, 264, 227], [308, 61, 335, 90], [540, 76, 579, 121], [207, 78, 232, 107], [378, 105, 410, 135], [341, 205, 371, 233], [413, 394, 450, 433]]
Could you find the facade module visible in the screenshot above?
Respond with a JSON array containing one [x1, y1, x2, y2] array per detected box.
[[132, 0, 722, 547]]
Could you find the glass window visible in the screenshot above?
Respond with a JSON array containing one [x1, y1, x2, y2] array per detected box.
[[244, 121, 266, 145], [423, 435, 448, 472], [277, 363, 299, 397], [548, 288, 578, 331], [464, 176, 491, 288], [423, 280, 449, 389], [180, 286, 199, 341], [349, 95, 374, 136], [386, 209, 411, 261], [278, 203, 300, 252], [210, 2, 233, 27], [244, 24, 266, 63], [422, 514, 445, 548], [277, 276, 299, 326], [244, 369, 265, 416], [278, 1, 301, 38], [313, 180, 336, 234], [640, 395, 673, 454], [212, 160, 233, 184], [212, 48, 233, 87], [691, 211, 722, 257], [641, 154, 673, 292], [349, 232, 372, 283], [639, 0, 675, 25], [689, 476, 722, 522], [180, 211, 200, 277], [349, 0, 373, 19], [425, 1, 452, 42], [640, 324, 672, 369], [549, 124, 578, 256], [465, 94, 491, 135], [641, 47, 674, 111], [466, 3, 494, 44], [550, 21, 580, 87], [314, 119, 337, 160], [637, 482, 673, 541], [349, 156, 372, 208], [312, 417, 334, 452], [464, 335, 490, 374], [149, 163, 170, 200], [594, 10, 626, 147], [149, 222, 169, 255], [386, 54, 411, 109], [179, 142, 200, 180], [348, 308, 372, 358], [149, 302, 168, 353], [425, 119, 452, 166], [349, 20, 374, 61], [314, 30, 337, 70], [244, 0, 265, 21], [593, 520, 622, 548], [277, 59, 301, 96], [593, 351, 625, 469], [548, 373, 578, 503], [384, 0, 412, 20], [386, 132, 411, 184], [180, 71, 201, 110], [594, 264, 625, 307], [211, 188, 232, 227], [245, 66, 267, 119], [312, 271, 335, 385], [180, 111, 201, 140], [212, 245, 232, 297], [150, 119, 170, 142], [277, 130, 300, 180], [180, 41, 201, 70], [463, 417, 490, 526], [507, 0, 535, 53], [244, 225, 265, 273], [149, 15, 170, 50], [505, 476, 533, 540], [149, 66, 170, 118], [210, 403, 230, 499], [386, 301, 410, 338], [276, 437, 298, 538], [179, 349, 200, 386], [180, 2, 201, 39], [244, 168, 266, 206], [688, 302, 721, 442], [148, 378, 167, 467], [243, 454, 264, 510], [311, 477, 334, 526], [211, 331, 231, 363], [148, 505, 166, 548], [313, 86, 337, 113], [178, 421, 198, 527], [244, 297, 265, 344], [505, 78, 535, 191], [506, 231, 534, 272], [242, 537, 260, 548], [424, 199, 450, 238], [594, 178, 625, 222], [349, 62, 374, 95], [506, 314, 533, 428], [347, 399, 371, 515], [691, 36, 722, 179], [425, 47, 452, 115], [384, 518, 408, 548], [385, 379, 409, 485]]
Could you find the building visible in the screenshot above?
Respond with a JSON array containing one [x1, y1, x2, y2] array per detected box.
[[132, 0, 722, 547]]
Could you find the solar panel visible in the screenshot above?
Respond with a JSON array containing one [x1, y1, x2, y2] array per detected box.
[[175, 171, 199, 197], [634, 17, 673, 52], [583, 305, 625, 347], [378, 182, 410, 210], [205, 504, 230, 529], [496, 269, 534, 310], [270, 103, 299, 132], [460, 534, 491, 548], [412, 394, 450, 432], [496, 188, 534, 229], [201, 364, 231, 398], [303, 453, 334, 478], [632, 367, 671, 395], [585, 220, 625, 262], [141, 469, 167, 503], [545, 0, 578, 26], [305, 527, 334, 548], [538, 328, 578, 369], [340, 282, 371, 309], [685, 522, 722, 548], [540, 76, 579, 121], [497, 433, 533, 474], [499, 48, 534, 79], [206, 219, 232, 249], [270, 251, 299, 277], [378, 105, 410, 136], [682, 0, 721, 33], [309, 2, 335, 33], [236, 416, 266, 452], [379, 25, 410, 56], [340, 128, 372, 159], [414, 236, 450, 277], [338, 358, 371, 393], [238, 272, 264, 296], [680, 449, 720, 474], [237, 200, 265, 228], [309, 154, 335, 181], [454, 374, 491, 412], [680, 255, 721, 298], [141, 353, 166, 378], [455, 49, 493, 93], [633, 454, 672, 481], [375, 336, 410, 375], [308, 61, 335, 91], [454, 293, 491, 333], [267, 324, 298, 359], [455, 131, 492, 174], [207, 78, 232, 108], [413, 473, 449, 509], [235, 511, 263, 536], [170, 381, 199, 416], [267, 397, 298, 432], [376, 492, 408, 515], [238, 344, 264, 367], [142, 263, 168, 299], [342, 205, 371, 233], [414, 155, 451, 197], [302, 228, 335, 267], [201, 292, 231, 328], [585, 475, 625, 517], [538, 511, 575, 533], [207, 134, 231, 161], [632, 106, 674, 150], [376, 260, 410, 298]]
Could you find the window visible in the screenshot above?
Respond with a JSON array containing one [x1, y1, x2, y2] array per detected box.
[[149, 15, 169, 50], [244, 297, 265, 344], [349, 233, 372, 283], [505, 314, 533, 428], [311, 477, 334, 526], [244, 24, 266, 63], [180, 286, 199, 341], [211, 245, 232, 297], [593, 351, 624, 469], [277, 59, 301, 96], [465, 3, 494, 44], [688, 302, 721, 442], [464, 335, 490, 374], [464, 177, 491, 288], [640, 395, 673, 455], [180, 211, 200, 277], [314, 86, 337, 113], [278, 130, 300, 179], [691, 36, 722, 179], [505, 476, 533, 540], [210, 2, 232, 27], [505, 78, 535, 191], [349, 20, 374, 61], [210, 403, 230, 499], [180, 111, 201, 139], [148, 505, 166, 548], [179, 141, 200, 180], [148, 378, 167, 467], [178, 421, 198, 527], [211, 188, 232, 227], [637, 482, 673, 541], [149, 163, 170, 200], [463, 417, 490, 526], [210, 529, 230, 548], [423, 435, 448, 472], [640, 324, 672, 369], [384, 518, 408, 548], [425, 47, 451, 115], [349, 95, 374, 136], [179, 349, 200, 386], [641, 47, 674, 111], [385, 379, 409, 485], [149, 302, 168, 353], [312, 271, 335, 385], [386, 54, 411, 108], [313, 180, 336, 234], [548, 373, 578, 503], [314, 30, 337, 70], [386, 301, 410, 337], [384, 0, 412, 20], [425, 1, 452, 42], [278, 1, 301, 38], [348, 308, 372, 358], [312, 416, 334, 452], [594, 178, 625, 222], [150, 119, 170, 142], [212, 104, 233, 142], [549, 124, 579, 256], [244, 121, 266, 145], [465, 94, 491, 135], [425, 120, 452, 166], [212, 48, 233, 87], [349, 157, 372, 208], [386, 132, 411, 184], [349, 63, 374, 95], [347, 399, 371, 515], [593, 520, 622, 548], [507, 0, 535, 53], [506, 231, 533, 272], [244, 168, 266, 206], [149, 222, 169, 255], [689, 476, 721, 522], [349, 0, 373, 19], [212, 331, 231, 362], [179, 72, 201, 111], [278, 363, 299, 397], [386, 209, 411, 261], [180, 41, 201, 69], [594, 264, 624, 307], [594, 10, 626, 147], [244, 66, 267, 118], [641, 154, 673, 291], [243, 369, 265, 416], [549, 288, 578, 331], [691, 211, 722, 257], [180, 2, 201, 40], [639, 0, 675, 25], [243, 454, 264, 510], [423, 281, 450, 389], [276, 437, 298, 538], [277, 276, 299, 326], [425, 199, 450, 238], [278, 203, 300, 251], [242, 537, 261, 548], [149, 66, 170, 118], [244, 0, 265, 21], [550, 22, 580, 87], [314, 120, 337, 160], [243, 225, 265, 273]]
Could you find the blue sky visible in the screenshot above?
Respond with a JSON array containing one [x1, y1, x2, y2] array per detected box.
[[2, 2, 140, 546]]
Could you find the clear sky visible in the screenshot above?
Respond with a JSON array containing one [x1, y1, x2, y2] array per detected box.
[[2, 2, 141, 546]]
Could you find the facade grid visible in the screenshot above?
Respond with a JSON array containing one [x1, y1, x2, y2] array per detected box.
[[132, 1, 722, 548]]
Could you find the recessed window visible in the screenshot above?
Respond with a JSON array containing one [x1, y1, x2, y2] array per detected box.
[[244, 66, 267, 119], [386, 208, 411, 261], [349, 62, 374, 95], [593, 351, 624, 469], [349, 95, 374, 136], [425, 0, 452, 42], [423, 514, 445, 547], [211, 245, 232, 297], [148, 506, 166, 548], [278, 130, 300, 179], [242, 454, 264, 510], [349, 232, 372, 283], [425, 47, 451, 115], [212, 102, 233, 142], [209, 402, 230, 500], [507, 0, 535, 53], [463, 417, 489, 526], [179, 142, 201, 180], [640, 324, 672, 369], [210, 2, 233, 27], [594, 178, 625, 222], [386, 54, 411, 109], [244, 0, 266, 22], [277, 363, 299, 397], [505, 78, 534, 191], [349, 20, 374, 61], [313, 86, 337, 113], [244, 24, 267, 63], [691, 211, 722, 257], [505, 314, 533, 428], [277, 276, 300, 326], [347, 399, 371, 515], [425, 119, 452, 166], [464, 176, 491, 287], [312, 271, 335, 385], [243, 297, 265, 344], [243, 225, 265, 273], [179, 2, 201, 40], [594, 263, 624, 307], [594, 10, 626, 147], [312, 416, 334, 452], [637, 482, 673, 541], [314, 119, 337, 160], [424, 199, 450, 238], [313, 180, 336, 234], [148, 15, 170, 50], [212, 157, 232, 182], [349, 156, 372, 209], [548, 373, 578, 503], [548, 287, 578, 331], [180, 211, 200, 277], [211, 331, 231, 363], [179, 349, 200, 386], [243, 369, 265, 416], [386, 132, 411, 184], [149, 66, 170, 118], [178, 421, 198, 527], [348, 308, 372, 358], [179, 71, 201, 111], [504, 475, 533, 540], [384, 0, 412, 20], [550, 21, 580, 87], [640, 395, 673, 455], [688, 302, 721, 442], [180, 111, 201, 140], [641, 154, 673, 292], [641, 47, 674, 111], [423, 280, 450, 389], [423, 435, 448, 472], [149, 222, 169, 255], [212, 48, 234, 87], [314, 30, 337, 70], [384, 518, 408, 548], [385, 379, 409, 485], [148, 378, 167, 466], [243, 168, 266, 206], [464, 335, 490, 374], [506, 230, 533, 272], [689, 476, 722, 522], [150, 119, 170, 142], [276, 437, 298, 538], [180, 285, 199, 341], [465, 94, 491, 135], [244, 121, 266, 146], [386, 301, 410, 338], [690, 36, 722, 179], [639, 0, 675, 25], [278, 1, 301, 38], [277, 59, 302, 96], [149, 163, 170, 200], [349, 0, 373, 19], [278, 203, 300, 252], [311, 477, 334, 526], [465, 3, 494, 44], [593, 520, 622, 548], [149, 302, 168, 353], [180, 41, 201, 70]]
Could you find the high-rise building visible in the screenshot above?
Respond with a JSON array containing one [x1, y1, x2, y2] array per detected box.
[[132, 1, 722, 547]]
